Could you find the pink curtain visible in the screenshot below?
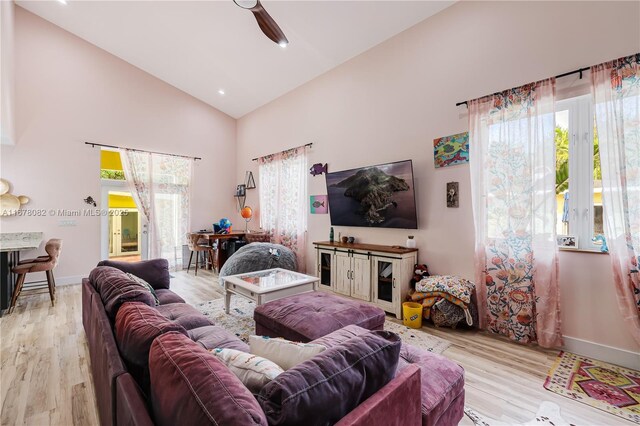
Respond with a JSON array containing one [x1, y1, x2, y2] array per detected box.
[[591, 54, 640, 345], [121, 149, 192, 270], [469, 79, 562, 348], [258, 147, 308, 272]]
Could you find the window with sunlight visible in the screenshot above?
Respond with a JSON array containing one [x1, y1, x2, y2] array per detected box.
[[555, 95, 603, 250]]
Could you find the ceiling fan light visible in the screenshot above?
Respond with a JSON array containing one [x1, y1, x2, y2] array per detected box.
[[234, 0, 258, 10]]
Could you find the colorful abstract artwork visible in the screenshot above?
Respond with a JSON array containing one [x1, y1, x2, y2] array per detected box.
[[433, 132, 469, 168], [310, 195, 328, 214]]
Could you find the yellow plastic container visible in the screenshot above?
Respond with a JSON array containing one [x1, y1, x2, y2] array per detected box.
[[402, 302, 423, 329]]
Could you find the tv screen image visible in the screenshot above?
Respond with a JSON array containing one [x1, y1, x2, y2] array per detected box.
[[325, 160, 418, 229]]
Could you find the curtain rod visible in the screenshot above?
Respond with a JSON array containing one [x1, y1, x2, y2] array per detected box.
[[84, 142, 202, 160], [455, 66, 590, 107], [251, 143, 313, 161]]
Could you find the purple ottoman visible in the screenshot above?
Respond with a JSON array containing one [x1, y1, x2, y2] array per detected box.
[[312, 325, 465, 426], [254, 292, 386, 342]]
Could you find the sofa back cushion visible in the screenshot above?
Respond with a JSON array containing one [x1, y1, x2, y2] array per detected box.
[[258, 330, 402, 426], [89, 266, 156, 320], [97, 259, 171, 290], [115, 302, 187, 368], [149, 332, 268, 426]]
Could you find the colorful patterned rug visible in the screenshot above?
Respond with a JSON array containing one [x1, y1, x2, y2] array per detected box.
[[464, 401, 575, 426], [543, 351, 640, 423], [195, 297, 451, 354]]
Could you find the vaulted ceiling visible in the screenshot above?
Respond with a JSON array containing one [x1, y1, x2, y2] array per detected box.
[[17, 1, 454, 118]]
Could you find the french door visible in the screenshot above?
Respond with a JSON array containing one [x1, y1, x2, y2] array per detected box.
[[109, 209, 141, 257]]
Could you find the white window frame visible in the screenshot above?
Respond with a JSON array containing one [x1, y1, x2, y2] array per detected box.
[[556, 95, 599, 251]]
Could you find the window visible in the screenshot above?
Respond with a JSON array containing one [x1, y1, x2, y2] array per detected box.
[[100, 149, 126, 180], [555, 95, 603, 250]]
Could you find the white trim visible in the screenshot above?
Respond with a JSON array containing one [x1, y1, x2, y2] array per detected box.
[[563, 335, 640, 370]]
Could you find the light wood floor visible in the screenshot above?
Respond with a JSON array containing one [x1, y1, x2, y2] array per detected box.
[[0, 270, 634, 426]]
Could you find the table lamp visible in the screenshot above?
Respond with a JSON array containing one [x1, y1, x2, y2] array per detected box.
[[240, 206, 253, 233]]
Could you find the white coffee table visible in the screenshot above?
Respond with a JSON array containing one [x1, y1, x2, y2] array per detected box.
[[220, 268, 319, 314]]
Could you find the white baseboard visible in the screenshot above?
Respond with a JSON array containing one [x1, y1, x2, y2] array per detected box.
[[23, 275, 84, 287], [563, 335, 640, 370], [55, 275, 85, 286]]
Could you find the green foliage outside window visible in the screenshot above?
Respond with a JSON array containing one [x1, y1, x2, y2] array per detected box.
[[555, 126, 601, 195], [100, 169, 126, 180]]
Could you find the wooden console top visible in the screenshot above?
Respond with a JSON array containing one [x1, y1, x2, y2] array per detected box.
[[313, 241, 418, 255]]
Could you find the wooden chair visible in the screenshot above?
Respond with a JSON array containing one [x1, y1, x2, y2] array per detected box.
[[9, 239, 62, 313], [186, 233, 216, 276]]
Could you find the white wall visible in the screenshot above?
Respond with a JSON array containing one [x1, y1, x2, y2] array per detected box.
[[0, 7, 237, 280], [0, 0, 15, 145], [237, 1, 640, 357]]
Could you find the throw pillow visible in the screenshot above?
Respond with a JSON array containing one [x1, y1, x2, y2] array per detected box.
[[126, 273, 159, 306], [211, 348, 284, 393], [149, 332, 268, 426], [258, 330, 402, 426], [249, 336, 325, 370]]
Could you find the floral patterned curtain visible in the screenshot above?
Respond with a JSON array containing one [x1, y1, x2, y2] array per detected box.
[[592, 53, 640, 345], [121, 149, 192, 270], [258, 146, 308, 272], [469, 79, 562, 348]]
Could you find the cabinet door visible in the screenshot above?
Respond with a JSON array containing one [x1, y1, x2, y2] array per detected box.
[[372, 257, 401, 312], [317, 249, 335, 292], [334, 253, 351, 296], [350, 254, 371, 301]]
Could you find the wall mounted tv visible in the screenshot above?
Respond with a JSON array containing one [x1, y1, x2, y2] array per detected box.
[[325, 159, 418, 229]]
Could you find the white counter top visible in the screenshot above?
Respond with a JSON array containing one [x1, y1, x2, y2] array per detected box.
[[0, 232, 44, 252]]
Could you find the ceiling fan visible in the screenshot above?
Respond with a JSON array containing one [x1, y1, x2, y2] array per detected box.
[[233, 0, 289, 48]]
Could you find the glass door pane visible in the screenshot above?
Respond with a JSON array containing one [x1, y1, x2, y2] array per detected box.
[[376, 260, 393, 303], [120, 211, 139, 253], [319, 252, 332, 287], [108, 215, 115, 256]]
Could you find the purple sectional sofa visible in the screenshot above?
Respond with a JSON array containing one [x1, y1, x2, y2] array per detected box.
[[82, 259, 424, 426]]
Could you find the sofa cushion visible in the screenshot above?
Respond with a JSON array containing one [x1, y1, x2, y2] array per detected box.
[[253, 292, 385, 342], [212, 348, 284, 394], [97, 258, 171, 290], [115, 302, 188, 367], [149, 332, 268, 426], [249, 335, 326, 370], [188, 325, 250, 352], [156, 303, 213, 330], [397, 344, 465, 425], [258, 330, 401, 426], [89, 266, 156, 320], [155, 289, 186, 305]]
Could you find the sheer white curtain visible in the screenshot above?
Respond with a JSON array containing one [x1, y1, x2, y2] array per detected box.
[[258, 146, 308, 272], [469, 79, 562, 348], [120, 149, 193, 270], [592, 54, 640, 345]]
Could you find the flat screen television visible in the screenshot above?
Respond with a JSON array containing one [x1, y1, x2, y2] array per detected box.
[[325, 159, 418, 229]]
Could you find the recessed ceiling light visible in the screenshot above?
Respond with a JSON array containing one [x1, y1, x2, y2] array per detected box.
[[58, 0, 68, 4], [279, 42, 288, 49], [218, 89, 225, 95]]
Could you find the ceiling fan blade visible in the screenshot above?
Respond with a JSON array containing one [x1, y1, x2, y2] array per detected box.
[[251, 4, 288, 46]]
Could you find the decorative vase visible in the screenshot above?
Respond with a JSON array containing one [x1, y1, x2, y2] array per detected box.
[[406, 236, 416, 248]]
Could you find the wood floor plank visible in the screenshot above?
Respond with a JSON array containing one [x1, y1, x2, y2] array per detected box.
[[0, 269, 635, 426]]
